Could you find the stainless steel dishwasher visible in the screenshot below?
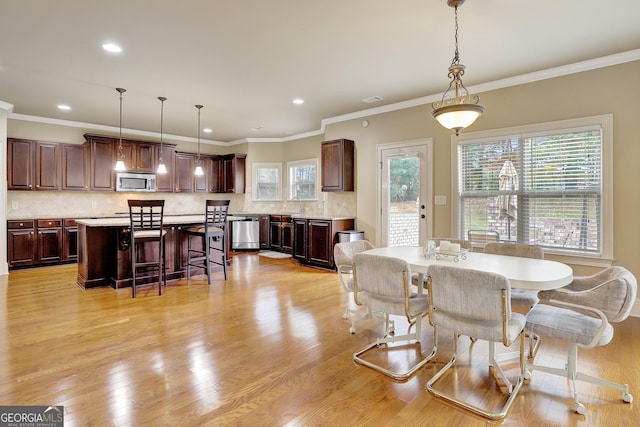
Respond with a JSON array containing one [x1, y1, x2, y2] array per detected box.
[[231, 215, 260, 250]]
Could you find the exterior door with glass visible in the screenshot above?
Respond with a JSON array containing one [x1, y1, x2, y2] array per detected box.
[[378, 139, 432, 247]]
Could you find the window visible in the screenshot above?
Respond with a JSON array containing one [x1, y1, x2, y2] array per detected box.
[[253, 163, 281, 201], [288, 159, 318, 200], [454, 115, 612, 259]]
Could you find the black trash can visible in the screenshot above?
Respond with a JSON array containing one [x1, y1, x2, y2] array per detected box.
[[337, 230, 364, 243]]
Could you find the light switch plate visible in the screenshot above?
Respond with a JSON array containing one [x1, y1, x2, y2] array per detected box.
[[434, 195, 447, 205]]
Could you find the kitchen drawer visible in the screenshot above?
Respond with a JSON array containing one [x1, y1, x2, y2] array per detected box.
[[8, 220, 34, 229], [37, 219, 62, 228], [64, 219, 78, 227]]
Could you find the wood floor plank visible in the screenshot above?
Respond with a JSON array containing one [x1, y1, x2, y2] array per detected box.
[[0, 256, 638, 426]]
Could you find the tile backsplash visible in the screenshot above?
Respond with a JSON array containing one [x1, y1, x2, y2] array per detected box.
[[6, 191, 357, 219]]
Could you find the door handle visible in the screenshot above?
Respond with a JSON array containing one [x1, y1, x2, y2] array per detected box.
[[421, 214, 426, 219]]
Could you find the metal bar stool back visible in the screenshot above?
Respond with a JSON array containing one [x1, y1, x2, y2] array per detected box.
[[186, 200, 230, 284], [128, 199, 167, 298]]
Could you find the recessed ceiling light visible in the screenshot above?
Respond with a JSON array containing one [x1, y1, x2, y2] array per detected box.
[[292, 98, 304, 105], [57, 104, 71, 111], [102, 43, 122, 53], [249, 126, 264, 131], [203, 128, 212, 133]]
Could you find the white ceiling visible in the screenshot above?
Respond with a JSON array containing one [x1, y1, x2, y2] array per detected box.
[[1, 1, 640, 144]]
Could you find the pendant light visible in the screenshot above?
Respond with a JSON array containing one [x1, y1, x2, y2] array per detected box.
[[431, 0, 484, 136], [194, 104, 204, 176], [156, 96, 168, 174], [114, 88, 127, 171]]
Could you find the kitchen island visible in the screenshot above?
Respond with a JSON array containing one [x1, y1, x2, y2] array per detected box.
[[75, 215, 233, 289]]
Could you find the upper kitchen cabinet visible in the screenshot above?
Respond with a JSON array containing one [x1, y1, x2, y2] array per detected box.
[[221, 153, 246, 193], [7, 138, 34, 190], [85, 134, 115, 191], [35, 141, 61, 190], [174, 152, 195, 192], [209, 156, 222, 193], [154, 144, 176, 192], [119, 140, 154, 172], [321, 138, 354, 192], [62, 144, 88, 191], [7, 138, 62, 191]]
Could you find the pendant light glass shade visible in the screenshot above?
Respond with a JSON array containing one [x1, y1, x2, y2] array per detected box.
[[157, 96, 168, 174], [194, 104, 204, 176], [431, 0, 484, 136], [114, 88, 127, 171]]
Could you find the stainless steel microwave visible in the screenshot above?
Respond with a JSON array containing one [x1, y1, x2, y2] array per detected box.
[[116, 172, 156, 192]]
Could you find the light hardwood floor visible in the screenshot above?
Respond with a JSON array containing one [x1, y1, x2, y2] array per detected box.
[[0, 254, 638, 426]]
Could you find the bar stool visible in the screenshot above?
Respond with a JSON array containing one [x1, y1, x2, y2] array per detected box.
[[128, 199, 167, 298], [185, 200, 230, 284]]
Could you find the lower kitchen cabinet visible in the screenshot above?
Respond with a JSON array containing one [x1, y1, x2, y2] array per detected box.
[[7, 220, 36, 268], [292, 218, 308, 262], [7, 218, 80, 269], [269, 215, 293, 253], [37, 219, 63, 263], [294, 217, 355, 269], [259, 215, 270, 249], [63, 219, 79, 262]]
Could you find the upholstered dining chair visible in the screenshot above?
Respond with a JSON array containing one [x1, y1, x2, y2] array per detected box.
[[426, 265, 526, 420], [524, 266, 637, 414], [484, 242, 544, 357], [334, 240, 389, 334], [351, 253, 435, 381], [411, 238, 471, 287], [185, 200, 230, 284]]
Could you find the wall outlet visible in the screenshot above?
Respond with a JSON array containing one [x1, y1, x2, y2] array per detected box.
[[91, 201, 97, 209], [434, 195, 447, 206], [11, 201, 18, 210]]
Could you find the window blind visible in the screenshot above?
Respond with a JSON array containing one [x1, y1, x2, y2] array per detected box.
[[457, 126, 603, 254]]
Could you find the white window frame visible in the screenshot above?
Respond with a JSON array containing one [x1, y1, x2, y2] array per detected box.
[[288, 158, 318, 201], [252, 162, 282, 201], [451, 114, 613, 267]]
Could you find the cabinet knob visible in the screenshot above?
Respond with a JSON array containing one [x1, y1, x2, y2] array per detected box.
[[19, 223, 23, 226]]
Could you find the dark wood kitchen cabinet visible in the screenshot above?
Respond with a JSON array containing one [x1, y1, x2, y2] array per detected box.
[[221, 153, 246, 193], [8, 218, 81, 269], [7, 138, 34, 190], [87, 135, 115, 191], [36, 219, 63, 263], [292, 218, 308, 262], [174, 152, 213, 192], [259, 215, 270, 249], [300, 218, 355, 269], [34, 141, 61, 190], [269, 215, 293, 253], [63, 219, 79, 262], [154, 144, 175, 192], [119, 141, 154, 172], [7, 138, 61, 191], [174, 152, 195, 192], [194, 156, 211, 193], [7, 220, 36, 267], [62, 143, 88, 190], [321, 138, 354, 192]]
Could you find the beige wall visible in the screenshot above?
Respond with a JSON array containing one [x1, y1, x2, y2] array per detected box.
[[315, 61, 640, 279]]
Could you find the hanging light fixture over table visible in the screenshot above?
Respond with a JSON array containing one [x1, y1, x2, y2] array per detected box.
[[157, 96, 168, 174], [194, 104, 204, 176], [114, 88, 127, 171], [432, 0, 484, 136]]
